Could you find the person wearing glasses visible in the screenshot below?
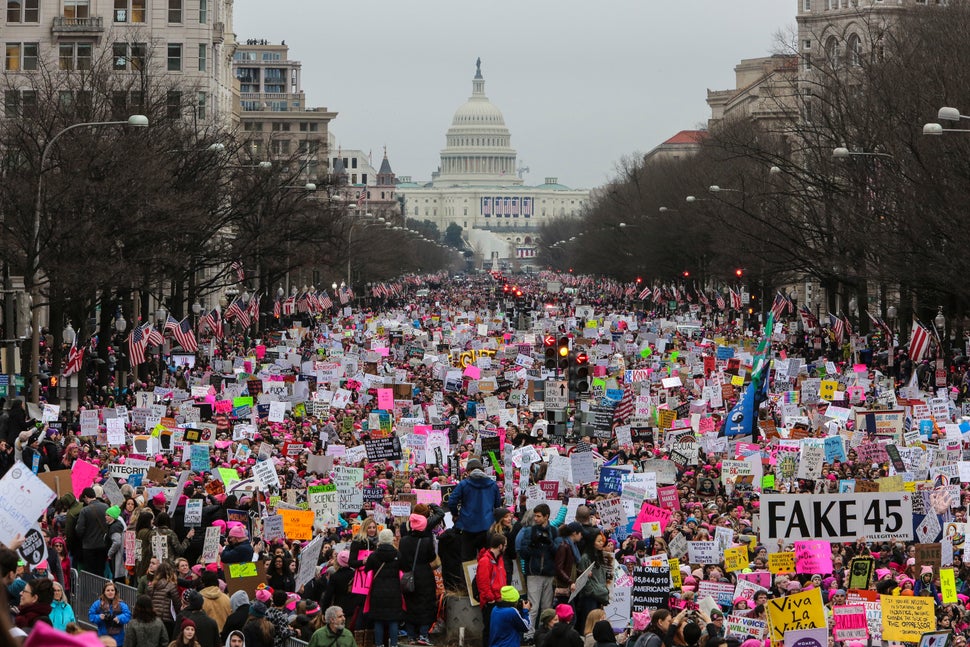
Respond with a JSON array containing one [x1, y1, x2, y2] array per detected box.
[[307, 606, 357, 647]]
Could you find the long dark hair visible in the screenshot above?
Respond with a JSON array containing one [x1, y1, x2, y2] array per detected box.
[[99, 581, 122, 613], [244, 616, 274, 642], [132, 595, 156, 623]]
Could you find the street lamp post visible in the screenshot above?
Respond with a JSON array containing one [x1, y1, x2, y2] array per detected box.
[[29, 115, 148, 403], [346, 215, 386, 286]]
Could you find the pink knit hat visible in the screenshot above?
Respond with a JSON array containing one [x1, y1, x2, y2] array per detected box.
[[228, 525, 248, 540], [409, 513, 428, 532]]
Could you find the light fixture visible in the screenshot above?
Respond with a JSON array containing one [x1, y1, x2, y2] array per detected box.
[[127, 114, 149, 127], [832, 147, 850, 159], [769, 166, 782, 175], [331, 282, 338, 291], [939, 107, 963, 122], [155, 306, 167, 323], [935, 306, 945, 330], [115, 312, 127, 333], [62, 322, 76, 345], [192, 300, 203, 315]]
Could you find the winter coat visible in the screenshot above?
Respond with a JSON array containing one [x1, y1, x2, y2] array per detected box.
[[220, 539, 255, 564], [106, 518, 127, 579], [476, 548, 507, 606], [266, 569, 295, 593], [50, 598, 76, 631], [349, 536, 378, 569], [448, 470, 503, 533], [576, 551, 612, 605], [14, 600, 52, 629], [147, 579, 181, 623], [320, 566, 360, 621], [554, 537, 580, 588], [546, 621, 585, 647], [489, 602, 530, 647], [399, 530, 438, 625], [62, 494, 83, 556], [89, 598, 132, 646], [308, 625, 357, 647], [200, 586, 233, 632], [516, 523, 557, 577], [123, 618, 169, 647], [364, 543, 403, 622], [173, 609, 220, 647], [76, 500, 109, 550]]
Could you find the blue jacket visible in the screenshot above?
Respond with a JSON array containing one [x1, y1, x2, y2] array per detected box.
[[447, 470, 502, 533], [88, 598, 131, 646], [489, 603, 530, 647], [221, 539, 255, 564], [50, 598, 76, 631]]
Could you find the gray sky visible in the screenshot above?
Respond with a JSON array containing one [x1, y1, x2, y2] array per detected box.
[[234, 1, 794, 190]]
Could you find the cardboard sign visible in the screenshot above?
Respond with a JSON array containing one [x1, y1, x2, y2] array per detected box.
[[880, 595, 935, 642], [723, 546, 749, 573], [768, 551, 796, 574], [279, 509, 314, 540], [833, 605, 868, 641], [760, 493, 913, 547], [224, 560, 267, 598], [794, 540, 833, 574], [631, 565, 670, 613], [766, 588, 826, 642], [846, 557, 874, 590]]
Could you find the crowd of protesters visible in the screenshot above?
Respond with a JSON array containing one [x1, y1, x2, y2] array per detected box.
[[0, 271, 964, 647]]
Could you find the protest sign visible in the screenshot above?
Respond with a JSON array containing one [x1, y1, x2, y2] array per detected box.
[[279, 509, 314, 540], [225, 561, 267, 598], [832, 605, 868, 641], [880, 595, 935, 642], [760, 493, 913, 547], [202, 526, 220, 563], [364, 437, 403, 462], [631, 565, 670, 613], [725, 615, 768, 641], [794, 540, 833, 574], [0, 463, 57, 547], [723, 546, 749, 573], [296, 536, 324, 592], [766, 588, 826, 642]]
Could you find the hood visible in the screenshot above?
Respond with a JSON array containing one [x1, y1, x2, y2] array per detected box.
[[201, 586, 224, 600], [58, 493, 77, 508], [225, 630, 246, 647], [466, 471, 495, 488], [230, 590, 250, 612]]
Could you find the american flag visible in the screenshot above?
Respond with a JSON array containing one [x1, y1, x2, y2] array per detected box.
[[828, 313, 846, 345], [909, 319, 931, 362], [306, 291, 320, 313], [319, 291, 333, 310], [698, 291, 710, 307], [163, 314, 181, 336], [866, 310, 894, 344], [730, 288, 743, 310], [652, 286, 664, 304], [225, 297, 251, 328], [146, 324, 163, 347], [770, 292, 788, 319], [339, 286, 354, 305], [172, 317, 198, 352], [199, 307, 222, 339], [613, 383, 635, 422], [297, 292, 310, 313], [63, 336, 84, 377], [273, 299, 281, 319], [715, 292, 726, 310], [638, 285, 651, 300], [357, 186, 367, 206], [128, 323, 150, 366], [231, 260, 245, 283], [282, 296, 296, 316], [799, 304, 819, 329], [247, 293, 260, 321]]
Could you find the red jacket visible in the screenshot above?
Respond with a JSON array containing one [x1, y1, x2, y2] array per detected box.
[[476, 547, 507, 605]]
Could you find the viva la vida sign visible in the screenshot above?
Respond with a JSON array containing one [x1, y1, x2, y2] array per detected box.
[[760, 492, 912, 548]]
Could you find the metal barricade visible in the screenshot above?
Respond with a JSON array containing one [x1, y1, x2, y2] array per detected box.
[[286, 637, 309, 647], [70, 569, 138, 625]]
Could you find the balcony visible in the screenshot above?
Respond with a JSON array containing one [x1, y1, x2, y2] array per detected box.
[[51, 16, 105, 35]]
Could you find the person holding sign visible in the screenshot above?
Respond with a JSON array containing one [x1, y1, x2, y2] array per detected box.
[[448, 457, 503, 562], [221, 525, 254, 565], [574, 533, 614, 631]]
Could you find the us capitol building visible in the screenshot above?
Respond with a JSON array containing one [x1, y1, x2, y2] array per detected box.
[[396, 59, 590, 270]]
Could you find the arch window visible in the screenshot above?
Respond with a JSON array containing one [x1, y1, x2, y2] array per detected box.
[[847, 33, 862, 67], [825, 36, 841, 69]]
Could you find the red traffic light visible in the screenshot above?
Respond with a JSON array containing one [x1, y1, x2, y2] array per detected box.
[[682, 271, 690, 278], [636, 277, 642, 284], [543, 335, 556, 347], [735, 268, 743, 277], [575, 352, 588, 365]]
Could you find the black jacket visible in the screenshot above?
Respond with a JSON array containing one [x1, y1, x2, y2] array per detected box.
[[174, 608, 219, 647], [399, 530, 438, 625], [364, 544, 402, 621], [221, 604, 250, 642]]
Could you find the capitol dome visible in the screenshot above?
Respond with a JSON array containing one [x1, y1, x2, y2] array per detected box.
[[432, 59, 522, 187]]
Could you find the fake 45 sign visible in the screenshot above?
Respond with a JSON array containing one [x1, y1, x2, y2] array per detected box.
[[760, 493, 912, 549]]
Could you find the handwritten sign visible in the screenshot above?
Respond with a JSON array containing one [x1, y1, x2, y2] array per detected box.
[[766, 588, 826, 642], [279, 509, 314, 540], [832, 605, 868, 641], [794, 540, 833, 574], [723, 546, 749, 572], [880, 595, 935, 642]]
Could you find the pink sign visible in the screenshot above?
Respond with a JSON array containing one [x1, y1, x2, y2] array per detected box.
[[737, 571, 771, 589], [635, 501, 673, 532], [71, 459, 100, 497], [254, 345, 266, 360], [463, 365, 481, 379], [657, 485, 680, 511], [413, 425, 432, 436], [214, 399, 232, 414], [376, 388, 394, 411], [414, 489, 442, 506], [832, 605, 868, 641], [794, 540, 833, 574]]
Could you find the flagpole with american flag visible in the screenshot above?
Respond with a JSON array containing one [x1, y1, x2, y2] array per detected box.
[[63, 334, 84, 377]]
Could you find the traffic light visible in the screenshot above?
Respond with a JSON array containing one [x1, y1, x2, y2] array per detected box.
[[569, 351, 590, 393], [735, 268, 743, 278], [557, 336, 569, 370], [544, 335, 557, 369]]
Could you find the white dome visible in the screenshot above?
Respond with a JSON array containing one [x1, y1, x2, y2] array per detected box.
[[451, 97, 506, 126]]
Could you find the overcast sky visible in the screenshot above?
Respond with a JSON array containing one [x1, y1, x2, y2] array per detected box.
[[234, 1, 794, 190]]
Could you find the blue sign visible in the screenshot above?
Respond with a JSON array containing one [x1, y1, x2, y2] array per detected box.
[[598, 467, 625, 494], [716, 346, 735, 360], [823, 436, 846, 463]]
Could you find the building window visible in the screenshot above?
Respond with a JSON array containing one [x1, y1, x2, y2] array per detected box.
[[5, 43, 38, 71], [197, 44, 207, 71], [847, 33, 862, 66], [59, 42, 92, 70], [271, 122, 290, 132], [168, 0, 181, 22], [198, 0, 207, 22], [361, 174, 367, 184], [825, 36, 841, 69], [114, 0, 145, 23], [167, 44, 182, 71], [64, 0, 89, 18], [167, 90, 182, 118], [7, 0, 39, 23], [196, 92, 206, 120], [351, 158, 358, 169]]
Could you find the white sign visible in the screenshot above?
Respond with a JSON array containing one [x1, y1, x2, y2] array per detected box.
[[760, 492, 913, 549], [251, 459, 281, 492], [296, 536, 324, 591], [544, 380, 568, 410]]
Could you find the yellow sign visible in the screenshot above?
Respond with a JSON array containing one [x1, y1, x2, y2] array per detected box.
[[228, 562, 257, 578], [820, 380, 839, 400], [658, 409, 677, 429], [669, 558, 682, 589], [723, 546, 748, 573], [880, 595, 935, 642], [941, 568, 958, 604], [876, 475, 904, 492], [768, 552, 796, 574], [279, 509, 314, 540], [766, 588, 826, 642], [731, 374, 745, 387]]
